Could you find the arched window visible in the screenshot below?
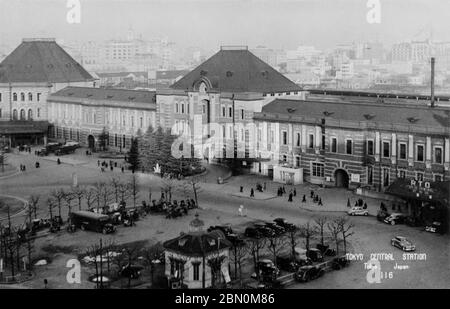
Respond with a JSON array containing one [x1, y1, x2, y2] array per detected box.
[[20, 109, 26, 120], [12, 109, 18, 120], [28, 92, 33, 101], [13, 93, 17, 101], [28, 109, 33, 120], [20, 93, 25, 101]]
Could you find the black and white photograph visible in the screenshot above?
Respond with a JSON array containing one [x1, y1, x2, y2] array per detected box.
[[0, 0, 449, 297]]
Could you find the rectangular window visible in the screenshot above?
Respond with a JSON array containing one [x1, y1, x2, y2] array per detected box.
[[295, 156, 300, 167], [241, 109, 245, 120], [331, 137, 337, 153], [383, 168, 390, 187], [398, 170, 406, 179], [222, 106, 226, 117], [434, 147, 443, 164], [367, 140, 374, 156], [193, 263, 200, 281], [367, 166, 373, 185], [308, 134, 314, 148], [383, 141, 390, 158], [187, 103, 190, 114], [296, 133, 301, 147], [416, 145, 424, 162], [175, 103, 179, 113], [416, 172, 424, 181], [399, 143, 407, 160], [0, 93, 2, 102], [228, 107, 233, 118], [181, 104, 185, 114], [312, 163, 324, 178], [282, 131, 288, 145], [37, 93, 41, 101], [346, 139, 352, 155]]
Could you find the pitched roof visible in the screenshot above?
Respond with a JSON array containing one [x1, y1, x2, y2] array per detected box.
[[257, 98, 450, 130], [163, 231, 231, 257], [171, 46, 301, 93], [0, 39, 95, 84], [48, 86, 156, 105]]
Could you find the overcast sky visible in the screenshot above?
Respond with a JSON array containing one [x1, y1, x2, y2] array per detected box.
[[1, 0, 449, 50]]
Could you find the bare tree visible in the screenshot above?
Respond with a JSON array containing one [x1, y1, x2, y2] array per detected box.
[[267, 235, 287, 268], [336, 216, 355, 254], [85, 187, 96, 211], [50, 188, 66, 218], [229, 241, 248, 286], [246, 238, 267, 282], [93, 182, 113, 212], [28, 195, 40, 220], [327, 219, 343, 256], [118, 182, 132, 205], [121, 244, 141, 288], [109, 176, 122, 203], [285, 226, 300, 262], [161, 176, 176, 203], [298, 221, 318, 253], [129, 174, 139, 209], [72, 186, 86, 211], [314, 216, 328, 247], [63, 191, 75, 215], [140, 242, 165, 286], [47, 198, 56, 220]]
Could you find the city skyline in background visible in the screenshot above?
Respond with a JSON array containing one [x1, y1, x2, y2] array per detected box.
[[1, 0, 450, 50]]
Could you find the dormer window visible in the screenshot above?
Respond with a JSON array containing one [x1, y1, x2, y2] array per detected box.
[[199, 82, 207, 93], [178, 238, 187, 247]]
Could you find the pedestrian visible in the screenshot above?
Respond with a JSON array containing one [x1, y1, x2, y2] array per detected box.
[[282, 186, 286, 194], [310, 190, 314, 198], [288, 192, 293, 202], [302, 194, 306, 202], [347, 198, 351, 208], [23, 165, 26, 171], [121, 166, 124, 173], [318, 198, 323, 206], [110, 165, 113, 171], [114, 162, 117, 168], [363, 202, 368, 209], [57, 158, 61, 165], [293, 188, 297, 197], [250, 188, 254, 197], [240, 186, 244, 193]]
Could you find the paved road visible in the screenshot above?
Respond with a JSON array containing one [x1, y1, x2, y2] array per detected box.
[[1, 149, 449, 288]]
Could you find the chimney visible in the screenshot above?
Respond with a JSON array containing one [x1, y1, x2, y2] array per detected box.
[[431, 57, 435, 108]]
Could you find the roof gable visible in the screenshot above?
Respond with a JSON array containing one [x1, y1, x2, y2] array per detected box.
[[171, 47, 301, 93], [0, 39, 94, 84]]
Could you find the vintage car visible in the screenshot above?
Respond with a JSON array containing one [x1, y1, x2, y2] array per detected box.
[[384, 213, 407, 225], [295, 265, 325, 282], [425, 221, 444, 234], [391, 236, 416, 252], [347, 206, 369, 216]]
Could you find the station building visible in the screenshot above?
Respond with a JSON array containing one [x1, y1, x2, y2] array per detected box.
[[47, 87, 157, 150], [0, 38, 96, 147]]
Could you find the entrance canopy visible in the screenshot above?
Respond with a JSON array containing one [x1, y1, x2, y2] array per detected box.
[[0, 121, 49, 134], [386, 179, 449, 207]]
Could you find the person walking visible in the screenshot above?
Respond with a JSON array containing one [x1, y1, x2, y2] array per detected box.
[[293, 188, 297, 197], [250, 188, 254, 198], [121, 166, 124, 173], [288, 192, 293, 202], [318, 197, 323, 206], [310, 190, 314, 199], [302, 194, 306, 203]]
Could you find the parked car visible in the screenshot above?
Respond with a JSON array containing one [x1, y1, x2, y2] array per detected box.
[[256, 259, 280, 280], [36, 147, 49, 156], [377, 210, 390, 222], [406, 216, 423, 227], [276, 255, 301, 272], [64, 141, 80, 148], [331, 256, 350, 270], [391, 236, 416, 251], [384, 213, 407, 225], [245, 226, 262, 239], [347, 206, 369, 216], [253, 223, 276, 237], [425, 221, 444, 234], [207, 225, 234, 237], [55, 144, 77, 156], [120, 264, 144, 279], [295, 265, 325, 282], [306, 248, 323, 262], [264, 222, 285, 235], [273, 218, 296, 232]]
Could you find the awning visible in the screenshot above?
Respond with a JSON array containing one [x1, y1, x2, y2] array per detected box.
[[385, 179, 449, 206]]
